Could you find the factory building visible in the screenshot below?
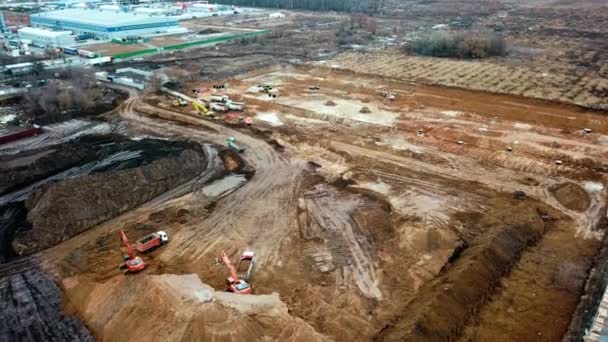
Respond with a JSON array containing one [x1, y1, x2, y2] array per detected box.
[[17, 27, 75, 47], [30, 9, 179, 39]]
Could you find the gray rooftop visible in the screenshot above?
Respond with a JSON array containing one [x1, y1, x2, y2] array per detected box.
[[31, 9, 177, 28]]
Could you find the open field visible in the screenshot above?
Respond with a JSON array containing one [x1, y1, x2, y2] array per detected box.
[[330, 51, 608, 109]]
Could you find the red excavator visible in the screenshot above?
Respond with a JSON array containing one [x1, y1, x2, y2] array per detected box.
[[220, 250, 253, 294], [119, 230, 145, 273]]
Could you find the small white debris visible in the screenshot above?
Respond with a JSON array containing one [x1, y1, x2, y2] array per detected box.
[[457, 140, 464, 145], [506, 146, 513, 152], [583, 128, 592, 133], [555, 160, 563, 165]]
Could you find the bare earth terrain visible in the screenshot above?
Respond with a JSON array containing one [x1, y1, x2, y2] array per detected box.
[[1, 0, 608, 341]]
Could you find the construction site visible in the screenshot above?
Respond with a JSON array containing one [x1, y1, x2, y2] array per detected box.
[[1, 0, 608, 341]]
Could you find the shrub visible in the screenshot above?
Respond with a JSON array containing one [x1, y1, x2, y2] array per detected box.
[[411, 31, 506, 59]]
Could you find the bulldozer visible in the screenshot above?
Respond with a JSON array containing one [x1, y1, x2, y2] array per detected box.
[[193, 100, 214, 117]]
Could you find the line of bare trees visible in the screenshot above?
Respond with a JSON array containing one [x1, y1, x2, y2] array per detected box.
[[20, 69, 102, 123], [222, 0, 386, 14]]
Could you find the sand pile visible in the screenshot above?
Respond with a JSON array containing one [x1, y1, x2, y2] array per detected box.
[[63, 273, 329, 342]]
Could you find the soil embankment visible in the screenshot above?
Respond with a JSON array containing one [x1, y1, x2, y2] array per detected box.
[[13, 148, 206, 256], [377, 198, 546, 341], [63, 273, 329, 342], [0, 263, 93, 341]]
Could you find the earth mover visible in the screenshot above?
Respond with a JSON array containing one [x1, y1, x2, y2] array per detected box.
[[220, 250, 254, 294], [135, 231, 168, 253], [227, 136, 245, 153], [119, 230, 145, 274], [193, 100, 214, 117]]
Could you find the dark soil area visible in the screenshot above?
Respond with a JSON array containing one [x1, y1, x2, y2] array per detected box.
[[0, 263, 93, 342], [0, 134, 207, 263]]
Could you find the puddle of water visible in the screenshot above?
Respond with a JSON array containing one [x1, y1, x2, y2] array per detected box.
[[201, 174, 247, 198], [257, 112, 283, 126]]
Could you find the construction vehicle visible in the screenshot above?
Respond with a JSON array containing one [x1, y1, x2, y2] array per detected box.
[[258, 84, 273, 93], [220, 250, 253, 294], [172, 98, 188, 107], [119, 230, 145, 273], [379, 90, 396, 100], [193, 100, 214, 117], [236, 251, 256, 281], [209, 102, 228, 112], [210, 95, 246, 111], [135, 231, 168, 253], [227, 136, 245, 153]]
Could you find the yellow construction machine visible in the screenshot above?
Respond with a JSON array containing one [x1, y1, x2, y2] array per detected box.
[[193, 100, 214, 117], [172, 98, 188, 107]]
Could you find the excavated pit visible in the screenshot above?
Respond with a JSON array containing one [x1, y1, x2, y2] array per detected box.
[[549, 182, 592, 212], [376, 197, 548, 341]]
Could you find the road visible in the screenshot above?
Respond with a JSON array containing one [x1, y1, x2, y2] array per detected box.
[[118, 89, 303, 266]]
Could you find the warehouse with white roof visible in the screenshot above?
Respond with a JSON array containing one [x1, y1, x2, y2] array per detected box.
[[18, 27, 75, 47], [30, 9, 180, 39]]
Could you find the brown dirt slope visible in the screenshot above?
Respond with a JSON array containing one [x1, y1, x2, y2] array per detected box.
[[377, 199, 546, 341], [13, 149, 206, 256], [63, 273, 329, 342]]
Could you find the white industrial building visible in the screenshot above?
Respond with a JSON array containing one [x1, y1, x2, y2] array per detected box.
[[30, 9, 180, 39], [17, 27, 75, 47]]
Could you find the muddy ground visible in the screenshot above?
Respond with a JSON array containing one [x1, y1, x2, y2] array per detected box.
[[10, 62, 599, 341], [1, 1, 608, 341]]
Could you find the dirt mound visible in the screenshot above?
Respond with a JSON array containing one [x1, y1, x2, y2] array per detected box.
[[0, 266, 93, 341], [549, 182, 591, 212], [0, 141, 98, 195], [63, 273, 329, 342], [13, 149, 206, 256], [377, 201, 546, 341]]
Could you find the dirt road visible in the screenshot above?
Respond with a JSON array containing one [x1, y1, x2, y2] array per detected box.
[[113, 90, 304, 268]]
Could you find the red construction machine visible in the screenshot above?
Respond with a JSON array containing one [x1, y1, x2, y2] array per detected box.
[[119, 230, 145, 273], [220, 250, 255, 294]]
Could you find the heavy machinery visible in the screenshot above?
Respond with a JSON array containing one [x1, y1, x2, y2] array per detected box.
[[227, 136, 245, 153], [172, 98, 188, 107], [210, 95, 245, 111], [135, 231, 168, 253], [193, 100, 214, 117], [258, 84, 273, 93], [236, 251, 256, 281], [220, 250, 253, 294], [119, 230, 145, 274], [209, 102, 228, 113]]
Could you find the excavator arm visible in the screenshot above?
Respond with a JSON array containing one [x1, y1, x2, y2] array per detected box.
[[221, 250, 239, 282], [120, 230, 136, 261]]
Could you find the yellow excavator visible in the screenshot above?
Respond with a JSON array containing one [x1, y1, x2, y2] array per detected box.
[[193, 99, 214, 117]]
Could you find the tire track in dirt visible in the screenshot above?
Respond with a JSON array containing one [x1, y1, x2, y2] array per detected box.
[[119, 93, 303, 267]]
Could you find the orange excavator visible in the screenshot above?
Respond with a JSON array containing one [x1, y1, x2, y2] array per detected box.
[[119, 230, 145, 273], [220, 250, 253, 294]]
